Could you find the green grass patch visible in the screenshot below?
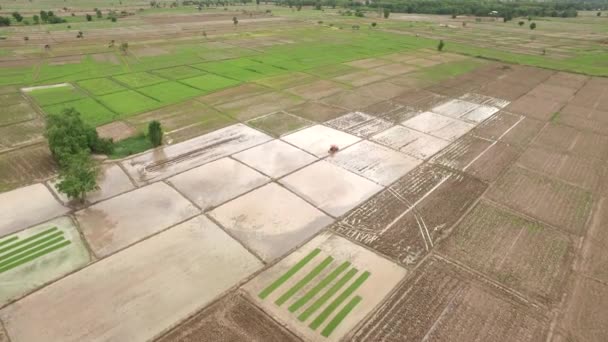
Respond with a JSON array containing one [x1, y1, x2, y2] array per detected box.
[[43, 98, 116, 127], [413, 59, 485, 83], [151, 65, 206, 80], [98, 90, 160, 117], [309, 271, 370, 330], [137, 81, 202, 104], [192, 61, 263, 81], [77, 78, 126, 96], [180, 74, 240, 92], [551, 111, 561, 123], [275, 256, 333, 306], [0, 240, 71, 274], [109, 134, 154, 159], [28, 85, 86, 106], [321, 296, 362, 337], [289, 261, 351, 313], [113, 72, 167, 88], [259, 248, 321, 299], [298, 268, 358, 322]]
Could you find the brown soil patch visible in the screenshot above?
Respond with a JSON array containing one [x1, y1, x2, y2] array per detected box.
[[479, 80, 532, 101], [472, 111, 522, 140], [333, 70, 390, 87], [464, 142, 520, 183], [286, 101, 347, 122], [216, 92, 304, 121], [388, 74, 434, 88], [157, 293, 300, 342], [438, 201, 575, 305], [333, 164, 486, 266], [527, 84, 577, 102], [96, 121, 137, 142], [392, 90, 447, 111], [0, 92, 24, 106], [505, 94, 564, 121], [361, 100, 404, 117], [345, 58, 391, 69], [319, 90, 384, 111], [499, 117, 544, 149], [555, 277, 608, 342], [254, 72, 317, 89], [370, 63, 417, 76], [544, 72, 588, 90], [558, 104, 608, 135], [1, 102, 38, 126], [47, 55, 83, 66], [0, 144, 57, 192], [533, 123, 608, 161], [198, 83, 269, 106], [518, 145, 604, 192], [352, 81, 407, 100], [578, 197, 608, 282], [0, 119, 45, 150], [285, 80, 345, 100], [486, 166, 592, 235], [430, 135, 494, 170], [349, 256, 547, 341]]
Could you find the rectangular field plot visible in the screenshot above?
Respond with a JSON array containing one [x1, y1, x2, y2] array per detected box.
[[76, 78, 126, 96], [210, 183, 333, 262], [43, 98, 116, 127], [98, 90, 160, 117], [371, 125, 450, 160], [438, 201, 574, 304], [430, 134, 494, 170], [0, 145, 57, 193], [1, 102, 38, 126], [0, 216, 262, 342], [332, 164, 486, 266], [121, 124, 272, 185], [27, 84, 86, 106], [158, 294, 300, 342], [0, 183, 68, 237], [330, 141, 421, 186], [180, 74, 240, 92], [349, 256, 548, 342], [0, 118, 44, 151], [75, 182, 200, 258], [0, 216, 90, 306], [243, 233, 406, 342], [216, 92, 304, 121], [517, 146, 604, 192], [247, 111, 312, 138], [137, 81, 201, 104], [151, 65, 205, 80], [325, 112, 393, 138], [113, 72, 167, 88], [533, 123, 608, 161], [168, 158, 269, 211], [192, 61, 263, 81], [486, 166, 593, 235], [402, 111, 475, 141]]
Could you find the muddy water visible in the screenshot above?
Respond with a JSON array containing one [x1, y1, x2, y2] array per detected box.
[[280, 161, 382, 217], [281, 125, 360, 158], [168, 157, 269, 211], [121, 124, 272, 185], [209, 183, 332, 262], [75, 182, 199, 257], [233, 140, 317, 178], [0, 184, 68, 236]]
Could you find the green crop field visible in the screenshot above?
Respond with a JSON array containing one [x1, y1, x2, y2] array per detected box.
[[151, 66, 206, 80], [137, 82, 202, 104], [98, 90, 160, 117], [113, 72, 167, 88], [44, 98, 116, 127], [77, 78, 127, 96], [28, 86, 86, 106], [180, 74, 241, 92]]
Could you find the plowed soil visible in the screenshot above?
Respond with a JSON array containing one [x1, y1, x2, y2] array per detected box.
[[349, 256, 548, 342], [158, 294, 300, 342]]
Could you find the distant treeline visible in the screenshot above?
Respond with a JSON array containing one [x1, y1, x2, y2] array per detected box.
[[272, 0, 608, 18], [368, 0, 606, 18]]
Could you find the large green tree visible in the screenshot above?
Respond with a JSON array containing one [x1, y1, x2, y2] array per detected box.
[[56, 151, 99, 203]]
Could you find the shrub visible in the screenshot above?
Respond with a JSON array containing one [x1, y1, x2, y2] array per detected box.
[[371, 22, 377, 27], [518, 21, 524, 26], [148, 120, 163, 147], [530, 22, 536, 30], [383, 8, 390, 18], [437, 39, 445, 51]]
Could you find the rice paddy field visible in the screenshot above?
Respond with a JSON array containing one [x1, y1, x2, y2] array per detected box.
[[1, 3, 608, 342]]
